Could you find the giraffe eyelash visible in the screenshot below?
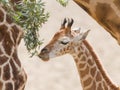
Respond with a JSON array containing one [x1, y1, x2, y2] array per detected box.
[[60, 40, 69, 45]]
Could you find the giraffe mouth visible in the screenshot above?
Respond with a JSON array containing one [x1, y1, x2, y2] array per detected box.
[[42, 58, 49, 61]]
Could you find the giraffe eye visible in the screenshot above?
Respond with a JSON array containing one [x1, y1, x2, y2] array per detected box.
[[60, 40, 69, 45], [59, 37, 70, 45]]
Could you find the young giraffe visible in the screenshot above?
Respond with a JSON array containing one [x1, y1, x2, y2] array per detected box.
[[0, 3, 27, 90], [73, 0, 120, 44], [38, 18, 120, 90]]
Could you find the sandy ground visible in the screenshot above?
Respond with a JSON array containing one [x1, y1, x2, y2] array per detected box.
[[18, 1, 120, 90]]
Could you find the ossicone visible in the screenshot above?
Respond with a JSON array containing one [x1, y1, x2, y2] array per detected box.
[[60, 18, 74, 29]]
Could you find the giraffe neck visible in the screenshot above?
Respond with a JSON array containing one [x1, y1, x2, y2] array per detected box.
[[73, 0, 120, 44], [71, 40, 119, 90], [73, 0, 120, 19], [0, 5, 26, 90]]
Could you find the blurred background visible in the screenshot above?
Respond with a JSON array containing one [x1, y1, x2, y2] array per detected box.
[[18, 0, 120, 90]]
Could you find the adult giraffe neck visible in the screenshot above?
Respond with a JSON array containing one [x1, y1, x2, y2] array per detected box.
[[72, 40, 119, 90], [73, 0, 120, 44], [0, 4, 27, 90]]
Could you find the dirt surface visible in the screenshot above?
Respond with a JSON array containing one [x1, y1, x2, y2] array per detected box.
[[18, 1, 120, 90]]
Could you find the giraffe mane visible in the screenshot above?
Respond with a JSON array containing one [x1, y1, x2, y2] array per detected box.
[[83, 40, 119, 89]]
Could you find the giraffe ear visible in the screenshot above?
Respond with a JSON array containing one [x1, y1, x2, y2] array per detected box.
[[81, 30, 90, 40], [71, 27, 81, 37], [73, 30, 90, 42]]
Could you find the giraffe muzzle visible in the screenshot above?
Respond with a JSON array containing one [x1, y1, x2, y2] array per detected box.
[[38, 48, 50, 61], [38, 53, 49, 61]]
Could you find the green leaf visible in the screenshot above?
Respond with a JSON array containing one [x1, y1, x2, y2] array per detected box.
[[56, 0, 69, 7], [1, 0, 49, 56]]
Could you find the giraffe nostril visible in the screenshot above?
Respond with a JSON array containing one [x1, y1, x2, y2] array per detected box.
[[41, 48, 49, 53]]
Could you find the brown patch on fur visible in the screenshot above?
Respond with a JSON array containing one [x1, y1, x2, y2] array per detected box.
[[66, 46, 71, 51], [80, 66, 89, 78], [87, 81, 96, 90], [2, 31, 14, 55], [88, 59, 94, 66], [103, 81, 108, 90], [10, 59, 19, 78], [0, 49, 3, 55], [114, 0, 120, 10], [77, 47, 81, 51], [0, 24, 8, 41], [79, 63, 86, 69], [6, 14, 13, 24], [97, 83, 103, 90], [5, 82, 13, 90], [0, 56, 8, 65], [0, 81, 3, 89], [90, 66, 96, 77], [3, 64, 10, 81], [0, 48, 2, 55], [80, 55, 86, 62], [96, 72, 102, 82], [0, 9, 4, 22], [11, 25, 22, 44], [12, 50, 21, 67], [14, 74, 25, 90], [75, 58, 79, 63], [78, 52, 83, 58], [85, 50, 90, 57], [83, 77, 92, 87]]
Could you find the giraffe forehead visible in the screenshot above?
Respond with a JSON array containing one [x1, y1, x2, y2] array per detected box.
[[49, 31, 67, 43], [45, 32, 73, 50], [45, 32, 62, 47]]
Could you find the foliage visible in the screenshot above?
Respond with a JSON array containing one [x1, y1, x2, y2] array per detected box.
[[0, 0, 68, 56], [56, 0, 69, 7], [0, 0, 49, 56]]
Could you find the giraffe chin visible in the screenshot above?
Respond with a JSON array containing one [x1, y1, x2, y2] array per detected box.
[[40, 57, 49, 61], [39, 57, 49, 61], [38, 54, 49, 61], [42, 58, 49, 61]]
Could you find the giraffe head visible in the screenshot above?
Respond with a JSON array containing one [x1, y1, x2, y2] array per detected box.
[[38, 18, 90, 61]]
